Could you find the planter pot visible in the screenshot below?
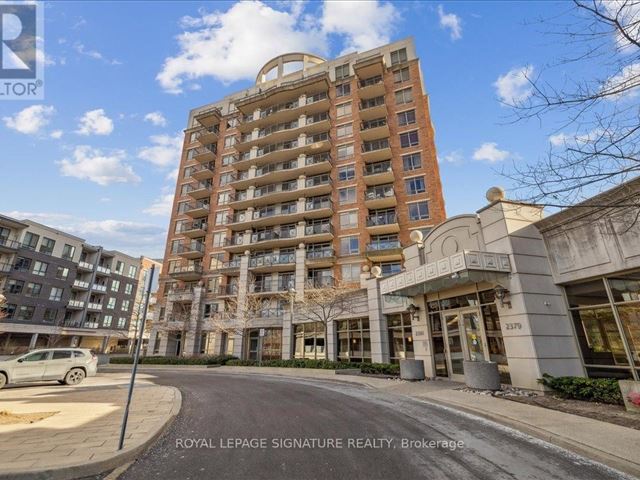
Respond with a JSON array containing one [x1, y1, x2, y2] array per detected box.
[[399, 359, 425, 381], [97, 354, 110, 366], [619, 380, 640, 414], [463, 361, 501, 390]]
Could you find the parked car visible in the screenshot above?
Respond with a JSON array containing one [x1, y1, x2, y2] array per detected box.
[[0, 348, 98, 389]]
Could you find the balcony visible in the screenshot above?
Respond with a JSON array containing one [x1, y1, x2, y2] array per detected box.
[[192, 145, 216, 164], [185, 181, 213, 201], [217, 259, 241, 272], [303, 132, 331, 154], [306, 277, 335, 289], [303, 112, 330, 135], [217, 284, 239, 297], [250, 227, 298, 249], [91, 284, 107, 293], [249, 253, 295, 272], [223, 235, 245, 248], [87, 302, 103, 311], [363, 160, 394, 185], [167, 286, 194, 303], [231, 180, 299, 209], [366, 211, 400, 234], [360, 117, 390, 142], [305, 197, 333, 219], [361, 138, 391, 162], [304, 91, 330, 115], [67, 299, 85, 310], [0, 262, 11, 275], [77, 261, 94, 271], [365, 184, 396, 208], [359, 96, 387, 121], [194, 107, 222, 128], [182, 200, 210, 218], [176, 241, 205, 259], [366, 240, 403, 261], [71, 280, 90, 290], [358, 75, 385, 99], [304, 223, 334, 242], [96, 266, 111, 276], [304, 174, 332, 197], [305, 248, 335, 267], [0, 237, 19, 253], [238, 120, 300, 151], [168, 264, 203, 281], [195, 126, 219, 146], [249, 280, 292, 294], [176, 220, 207, 239], [190, 162, 215, 181], [227, 204, 300, 231]]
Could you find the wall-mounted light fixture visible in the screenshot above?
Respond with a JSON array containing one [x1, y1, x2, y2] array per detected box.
[[407, 303, 419, 320], [494, 285, 511, 308]]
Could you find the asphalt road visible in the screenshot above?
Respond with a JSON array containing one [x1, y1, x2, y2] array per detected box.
[[118, 370, 632, 480]]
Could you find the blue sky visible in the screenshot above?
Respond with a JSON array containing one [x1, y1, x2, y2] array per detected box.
[[0, 1, 580, 257]]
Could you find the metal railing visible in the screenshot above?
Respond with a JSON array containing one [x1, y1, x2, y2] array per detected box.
[[176, 221, 207, 234], [305, 197, 332, 211], [169, 264, 203, 275], [366, 211, 397, 227], [359, 75, 383, 88], [362, 138, 390, 153], [365, 184, 395, 200], [305, 174, 331, 188], [249, 254, 295, 267], [306, 248, 334, 259], [305, 153, 331, 165], [364, 161, 392, 176], [250, 227, 297, 244], [0, 238, 20, 250], [254, 180, 298, 197], [306, 276, 335, 288], [176, 242, 205, 254], [361, 117, 388, 131], [360, 95, 385, 110], [306, 92, 328, 105], [305, 132, 329, 145], [366, 240, 401, 251], [304, 223, 332, 236], [218, 284, 239, 296]]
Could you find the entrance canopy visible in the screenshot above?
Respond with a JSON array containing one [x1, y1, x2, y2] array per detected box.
[[380, 250, 511, 297]]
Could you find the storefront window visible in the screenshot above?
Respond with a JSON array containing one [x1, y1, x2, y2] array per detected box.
[[609, 272, 640, 303], [565, 279, 610, 308], [337, 318, 371, 362], [429, 313, 448, 376], [294, 322, 325, 359], [387, 313, 414, 363], [479, 291, 510, 384], [570, 308, 628, 366], [617, 305, 640, 367]]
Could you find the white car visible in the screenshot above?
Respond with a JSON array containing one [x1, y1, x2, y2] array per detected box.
[[0, 348, 98, 389]]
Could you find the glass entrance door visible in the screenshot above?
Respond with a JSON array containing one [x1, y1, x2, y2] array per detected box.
[[443, 313, 464, 376], [462, 310, 486, 362]]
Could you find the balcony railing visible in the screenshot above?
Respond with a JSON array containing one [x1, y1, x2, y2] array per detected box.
[[96, 266, 111, 275], [257, 139, 298, 157], [366, 240, 401, 251], [250, 227, 297, 244], [254, 180, 298, 198], [365, 184, 395, 200], [219, 259, 241, 270], [251, 280, 292, 293], [218, 284, 239, 296], [305, 174, 331, 188], [305, 132, 329, 145], [181, 200, 210, 214], [306, 92, 328, 105], [306, 248, 334, 260], [252, 308, 285, 318], [87, 302, 103, 311], [257, 100, 300, 120], [256, 159, 297, 177], [176, 221, 208, 234], [306, 277, 335, 288], [184, 182, 213, 195], [0, 237, 20, 249], [78, 261, 94, 270], [305, 197, 332, 211], [361, 117, 387, 131], [253, 204, 298, 220], [364, 160, 392, 176], [223, 236, 245, 247], [366, 211, 397, 227], [68, 299, 85, 309], [305, 112, 329, 125], [73, 280, 89, 290], [362, 138, 390, 153], [169, 264, 203, 275], [304, 223, 332, 236], [359, 75, 383, 88], [0, 262, 12, 273], [305, 153, 331, 166], [92, 284, 107, 293], [176, 242, 205, 255], [189, 162, 215, 176], [360, 96, 385, 110], [249, 254, 295, 268]]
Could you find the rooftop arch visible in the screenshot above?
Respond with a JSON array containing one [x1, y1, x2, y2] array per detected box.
[[256, 53, 326, 85]]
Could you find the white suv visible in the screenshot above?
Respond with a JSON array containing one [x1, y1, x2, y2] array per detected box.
[[0, 348, 98, 389]]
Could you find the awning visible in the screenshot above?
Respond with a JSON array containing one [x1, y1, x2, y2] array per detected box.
[[380, 250, 511, 297]]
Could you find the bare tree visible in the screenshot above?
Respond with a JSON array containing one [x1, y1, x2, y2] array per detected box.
[[0, 293, 6, 320], [207, 294, 264, 337], [503, 1, 640, 210]]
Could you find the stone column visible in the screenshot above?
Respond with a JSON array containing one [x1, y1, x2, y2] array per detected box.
[[326, 321, 336, 361], [411, 294, 435, 378], [100, 336, 110, 353], [365, 276, 389, 363], [294, 243, 306, 301], [282, 308, 293, 360], [182, 284, 204, 356], [28, 333, 38, 350]]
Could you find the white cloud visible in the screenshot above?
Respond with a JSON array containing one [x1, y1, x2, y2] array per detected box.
[[144, 111, 168, 127], [137, 134, 183, 168], [2, 211, 166, 257], [57, 146, 140, 186], [437, 5, 462, 41], [157, 1, 326, 93], [549, 133, 568, 146], [50, 129, 64, 139], [322, 1, 400, 55], [439, 150, 464, 164], [76, 109, 114, 136], [166, 168, 179, 181], [73, 42, 121, 65], [602, 62, 640, 99], [3, 105, 55, 135], [494, 65, 534, 104], [143, 193, 175, 217], [472, 142, 510, 163]]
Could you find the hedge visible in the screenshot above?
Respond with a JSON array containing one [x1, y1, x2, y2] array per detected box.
[[538, 374, 623, 405], [109, 355, 237, 366], [226, 358, 400, 376]]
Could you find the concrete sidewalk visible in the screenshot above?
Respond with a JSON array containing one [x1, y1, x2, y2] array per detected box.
[[0, 372, 181, 480]]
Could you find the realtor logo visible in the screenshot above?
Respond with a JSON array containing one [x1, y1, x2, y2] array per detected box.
[[0, 1, 43, 99]]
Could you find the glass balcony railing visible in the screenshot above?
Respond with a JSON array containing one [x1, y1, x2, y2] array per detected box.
[[361, 117, 387, 131], [176, 242, 205, 254], [360, 95, 385, 110], [306, 248, 334, 259], [304, 223, 332, 236], [218, 284, 239, 296], [306, 276, 335, 288], [364, 161, 392, 176], [253, 204, 298, 219], [249, 253, 295, 267], [305, 112, 329, 125], [366, 211, 397, 227], [254, 180, 298, 198], [259, 100, 299, 119], [365, 184, 395, 200], [305, 196, 332, 211], [176, 221, 207, 234], [305, 153, 331, 166], [250, 227, 297, 243], [362, 138, 390, 153], [305, 174, 331, 188], [305, 132, 329, 145], [306, 92, 328, 105], [359, 75, 383, 88], [257, 140, 299, 157], [366, 240, 401, 251], [256, 159, 298, 177], [169, 264, 203, 275]]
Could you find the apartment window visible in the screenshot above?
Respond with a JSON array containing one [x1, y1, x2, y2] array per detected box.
[[217, 191, 231, 206], [227, 117, 239, 128], [338, 164, 355, 182], [335, 63, 350, 80], [405, 176, 426, 195], [22, 232, 39, 250], [55, 266, 69, 280], [7, 279, 24, 294], [213, 232, 226, 247], [14, 256, 31, 272], [339, 210, 358, 230], [394, 67, 410, 83], [397, 109, 416, 126], [103, 315, 113, 328], [390, 47, 408, 65], [400, 130, 419, 148], [0, 227, 9, 242], [32, 261, 48, 277], [125, 283, 133, 295], [115, 260, 124, 274], [43, 309, 57, 323], [49, 287, 63, 302], [336, 123, 353, 139], [336, 102, 352, 118], [224, 135, 236, 148], [378, 262, 402, 276], [336, 82, 351, 97], [337, 143, 354, 160], [117, 317, 127, 329], [403, 152, 422, 171], [39, 237, 55, 255], [408, 201, 430, 221], [342, 263, 361, 283], [3, 303, 16, 318], [111, 279, 120, 292], [61, 244, 76, 260], [338, 186, 356, 205], [220, 172, 234, 186], [340, 236, 359, 256], [107, 297, 117, 309], [16, 305, 35, 320], [210, 253, 224, 269], [25, 282, 42, 297], [180, 184, 190, 196], [395, 87, 413, 105], [128, 265, 138, 279], [222, 154, 235, 166], [122, 300, 130, 311], [215, 211, 228, 225]]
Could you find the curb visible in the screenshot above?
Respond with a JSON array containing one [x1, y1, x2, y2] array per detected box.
[[414, 394, 640, 479], [0, 387, 183, 480]]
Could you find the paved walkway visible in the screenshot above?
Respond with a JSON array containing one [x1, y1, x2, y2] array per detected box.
[[0, 372, 181, 480]]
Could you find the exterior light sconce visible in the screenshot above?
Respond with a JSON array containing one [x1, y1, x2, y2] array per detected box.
[[407, 303, 419, 320], [494, 285, 512, 308]]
